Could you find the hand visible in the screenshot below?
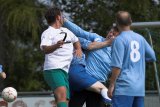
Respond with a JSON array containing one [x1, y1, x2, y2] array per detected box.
[[61, 14, 67, 24], [108, 83, 115, 98], [74, 49, 82, 58], [0, 72, 6, 79], [56, 40, 64, 48], [106, 36, 115, 45]]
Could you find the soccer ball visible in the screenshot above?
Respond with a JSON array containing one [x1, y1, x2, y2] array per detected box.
[[2, 87, 17, 102]]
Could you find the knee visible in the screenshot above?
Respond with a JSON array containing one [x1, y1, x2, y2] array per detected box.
[[54, 86, 67, 101]]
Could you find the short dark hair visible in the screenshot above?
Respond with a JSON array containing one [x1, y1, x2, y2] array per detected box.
[[116, 11, 132, 26], [112, 26, 119, 32], [107, 26, 119, 33], [45, 7, 61, 25]]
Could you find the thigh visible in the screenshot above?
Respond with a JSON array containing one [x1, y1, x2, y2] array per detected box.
[[112, 95, 134, 107], [69, 64, 97, 91], [133, 96, 144, 107], [86, 91, 106, 107], [43, 69, 70, 99], [69, 90, 88, 107]]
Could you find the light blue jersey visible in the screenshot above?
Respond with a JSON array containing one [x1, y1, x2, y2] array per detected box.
[[0, 65, 2, 73], [111, 31, 156, 96], [64, 20, 111, 82]]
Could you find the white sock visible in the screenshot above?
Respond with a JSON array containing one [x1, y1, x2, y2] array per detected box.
[[101, 88, 111, 100]]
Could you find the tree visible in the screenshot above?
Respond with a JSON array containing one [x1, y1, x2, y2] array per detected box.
[[0, 0, 48, 91]]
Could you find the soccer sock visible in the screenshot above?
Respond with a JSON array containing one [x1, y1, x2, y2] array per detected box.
[[101, 88, 111, 100], [57, 102, 67, 107]]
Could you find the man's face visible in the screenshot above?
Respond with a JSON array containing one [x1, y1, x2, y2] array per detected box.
[[106, 29, 119, 39]]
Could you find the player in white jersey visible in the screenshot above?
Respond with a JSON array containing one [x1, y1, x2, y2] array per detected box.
[[40, 7, 82, 107]]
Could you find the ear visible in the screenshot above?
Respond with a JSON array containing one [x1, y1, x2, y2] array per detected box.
[[130, 19, 132, 25], [56, 15, 61, 21]]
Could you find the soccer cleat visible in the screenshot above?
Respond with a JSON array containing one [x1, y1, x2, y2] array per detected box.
[[102, 97, 112, 105], [100, 88, 112, 105]]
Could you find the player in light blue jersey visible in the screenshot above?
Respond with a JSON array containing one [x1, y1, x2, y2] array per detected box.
[[108, 11, 156, 107], [63, 19, 119, 107], [64, 19, 119, 82]]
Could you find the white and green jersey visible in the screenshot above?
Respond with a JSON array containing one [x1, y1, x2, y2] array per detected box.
[[40, 26, 78, 72]]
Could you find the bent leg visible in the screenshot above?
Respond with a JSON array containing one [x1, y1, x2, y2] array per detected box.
[[87, 81, 106, 93]]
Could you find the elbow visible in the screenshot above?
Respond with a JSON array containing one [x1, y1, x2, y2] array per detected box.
[[43, 51, 50, 54], [43, 49, 53, 54], [153, 56, 156, 62], [152, 53, 157, 62], [146, 56, 156, 62], [41, 49, 52, 54]]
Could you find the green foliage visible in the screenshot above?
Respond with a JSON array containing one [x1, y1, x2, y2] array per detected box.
[[0, 0, 48, 91], [0, 0, 45, 40]]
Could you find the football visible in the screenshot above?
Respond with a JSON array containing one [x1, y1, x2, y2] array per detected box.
[[2, 87, 17, 102]]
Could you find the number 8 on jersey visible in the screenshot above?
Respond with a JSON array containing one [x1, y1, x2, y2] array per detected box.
[[130, 41, 141, 62]]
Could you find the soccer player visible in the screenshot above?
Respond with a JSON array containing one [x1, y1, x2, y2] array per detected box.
[[40, 7, 82, 107], [0, 65, 6, 79], [63, 19, 119, 107], [69, 33, 115, 104], [108, 11, 156, 107]]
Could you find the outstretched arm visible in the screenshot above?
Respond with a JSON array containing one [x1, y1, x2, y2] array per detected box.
[[63, 19, 102, 42], [79, 37, 113, 50], [88, 37, 114, 50]]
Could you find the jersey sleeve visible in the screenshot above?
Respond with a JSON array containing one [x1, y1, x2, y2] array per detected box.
[[144, 39, 156, 62], [78, 37, 92, 50], [111, 38, 125, 69], [64, 20, 102, 42], [68, 30, 79, 43], [40, 31, 52, 50], [0, 65, 2, 73]]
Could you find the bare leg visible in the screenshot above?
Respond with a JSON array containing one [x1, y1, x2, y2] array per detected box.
[[87, 81, 106, 94], [54, 86, 68, 107], [86, 81, 112, 104]]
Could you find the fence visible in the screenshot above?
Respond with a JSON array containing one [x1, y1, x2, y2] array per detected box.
[[0, 91, 159, 107]]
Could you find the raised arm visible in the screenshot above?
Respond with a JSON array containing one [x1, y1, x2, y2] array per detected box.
[[63, 19, 102, 42]]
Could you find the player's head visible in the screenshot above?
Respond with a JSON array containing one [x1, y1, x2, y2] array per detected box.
[[45, 7, 63, 26], [115, 11, 132, 27], [106, 26, 119, 39]]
